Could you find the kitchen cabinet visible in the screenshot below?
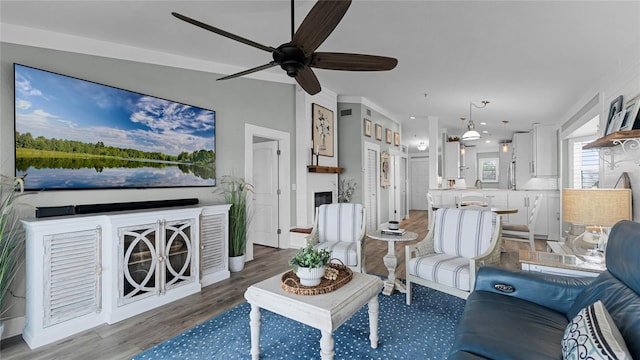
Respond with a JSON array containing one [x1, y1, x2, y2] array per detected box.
[[532, 124, 558, 177], [513, 132, 532, 188], [463, 147, 478, 186], [512, 125, 558, 188], [546, 193, 561, 240], [444, 141, 461, 180], [506, 191, 551, 237]]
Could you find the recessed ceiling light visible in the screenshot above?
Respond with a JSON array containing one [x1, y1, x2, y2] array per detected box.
[[410, 116, 416, 120], [485, 140, 491, 143], [480, 122, 487, 126], [482, 130, 489, 134]]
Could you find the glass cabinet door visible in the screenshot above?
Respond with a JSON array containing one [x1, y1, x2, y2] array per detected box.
[[119, 224, 159, 305]]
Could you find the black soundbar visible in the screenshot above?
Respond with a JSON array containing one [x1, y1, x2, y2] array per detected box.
[[36, 198, 199, 218], [35, 205, 75, 218]]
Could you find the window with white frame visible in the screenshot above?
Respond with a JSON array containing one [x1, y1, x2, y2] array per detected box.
[[478, 156, 499, 182], [570, 137, 599, 188]]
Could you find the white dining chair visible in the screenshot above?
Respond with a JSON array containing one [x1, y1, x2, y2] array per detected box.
[[502, 194, 543, 251]]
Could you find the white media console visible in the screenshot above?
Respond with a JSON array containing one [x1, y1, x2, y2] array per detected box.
[[21, 204, 231, 349]]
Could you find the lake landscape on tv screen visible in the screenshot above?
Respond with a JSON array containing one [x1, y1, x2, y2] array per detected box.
[[14, 64, 216, 190]]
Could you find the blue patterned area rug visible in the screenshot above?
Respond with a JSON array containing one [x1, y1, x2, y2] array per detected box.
[[131, 284, 465, 360]]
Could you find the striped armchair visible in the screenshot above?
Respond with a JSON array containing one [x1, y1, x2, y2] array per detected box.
[[405, 208, 502, 301], [307, 203, 366, 273]]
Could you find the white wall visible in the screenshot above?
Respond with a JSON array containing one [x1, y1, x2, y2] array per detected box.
[[561, 56, 640, 221]]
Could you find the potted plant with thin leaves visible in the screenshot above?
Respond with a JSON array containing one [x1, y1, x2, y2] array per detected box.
[[220, 175, 253, 272], [0, 176, 25, 338], [288, 244, 332, 286]]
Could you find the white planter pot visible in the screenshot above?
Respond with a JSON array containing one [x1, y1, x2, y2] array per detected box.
[[295, 266, 326, 287], [229, 254, 246, 272]]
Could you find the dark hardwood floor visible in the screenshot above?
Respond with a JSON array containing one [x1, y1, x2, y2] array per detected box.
[[0, 210, 543, 360]]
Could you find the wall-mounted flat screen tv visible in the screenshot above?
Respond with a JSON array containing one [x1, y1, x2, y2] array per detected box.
[[14, 64, 216, 191]]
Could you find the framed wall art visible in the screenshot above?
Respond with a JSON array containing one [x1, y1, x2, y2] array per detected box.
[[312, 103, 334, 157], [394, 132, 400, 146], [380, 151, 390, 188], [607, 95, 623, 123], [364, 118, 372, 137], [375, 124, 383, 141], [385, 128, 392, 144], [620, 93, 640, 131], [606, 110, 625, 135]]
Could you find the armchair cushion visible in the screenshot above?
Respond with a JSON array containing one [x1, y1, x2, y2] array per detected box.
[[317, 203, 363, 243], [408, 254, 472, 292], [433, 208, 497, 258], [314, 241, 358, 266]]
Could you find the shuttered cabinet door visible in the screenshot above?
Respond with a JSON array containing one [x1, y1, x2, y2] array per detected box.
[[200, 213, 226, 277], [43, 228, 101, 327]]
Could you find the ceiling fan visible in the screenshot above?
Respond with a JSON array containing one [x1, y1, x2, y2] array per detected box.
[[172, 0, 398, 95]]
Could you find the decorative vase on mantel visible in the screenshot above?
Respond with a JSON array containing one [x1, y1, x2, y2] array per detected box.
[[295, 266, 326, 287], [229, 254, 246, 273]]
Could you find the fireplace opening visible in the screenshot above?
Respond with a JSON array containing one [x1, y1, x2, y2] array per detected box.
[[314, 191, 333, 209]]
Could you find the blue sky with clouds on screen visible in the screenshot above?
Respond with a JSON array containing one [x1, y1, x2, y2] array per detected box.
[[14, 64, 215, 156]]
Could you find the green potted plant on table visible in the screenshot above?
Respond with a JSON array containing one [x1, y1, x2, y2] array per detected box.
[[221, 175, 253, 272], [288, 244, 332, 287], [0, 176, 25, 338]]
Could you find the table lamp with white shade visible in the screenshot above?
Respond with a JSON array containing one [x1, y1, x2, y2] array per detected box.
[[562, 189, 632, 265]]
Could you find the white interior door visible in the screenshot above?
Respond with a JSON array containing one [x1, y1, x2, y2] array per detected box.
[[364, 145, 379, 231], [389, 155, 401, 221], [400, 156, 408, 219], [410, 158, 429, 210], [251, 141, 279, 248]]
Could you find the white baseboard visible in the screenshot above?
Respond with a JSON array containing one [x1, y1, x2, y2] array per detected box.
[[2, 316, 24, 339]]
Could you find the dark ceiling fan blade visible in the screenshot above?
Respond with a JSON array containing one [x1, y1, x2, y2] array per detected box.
[[291, 0, 352, 57], [217, 62, 279, 81], [310, 52, 398, 71], [172, 12, 276, 53], [295, 67, 321, 95]]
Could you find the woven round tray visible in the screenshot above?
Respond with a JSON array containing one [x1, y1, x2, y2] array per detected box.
[[281, 263, 353, 295]]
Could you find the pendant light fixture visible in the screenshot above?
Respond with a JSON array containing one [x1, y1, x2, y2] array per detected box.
[[462, 100, 489, 141], [415, 134, 427, 151], [501, 120, 509, 152]]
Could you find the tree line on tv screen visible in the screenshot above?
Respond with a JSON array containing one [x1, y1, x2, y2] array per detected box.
[[15, 132, 215, 165]]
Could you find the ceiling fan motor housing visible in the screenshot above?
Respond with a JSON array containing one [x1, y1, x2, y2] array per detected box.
[[274, 44, 308, 77]]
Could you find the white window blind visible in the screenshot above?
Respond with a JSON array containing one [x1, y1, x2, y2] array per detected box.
[[571, 139, 599, 189]]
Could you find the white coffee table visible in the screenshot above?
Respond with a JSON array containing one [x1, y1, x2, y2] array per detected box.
[[366, 229, 418, 295], [244, 271, 383, 360]]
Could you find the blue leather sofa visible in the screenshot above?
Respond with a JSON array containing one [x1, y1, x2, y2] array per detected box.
[[449, 220, 640, 359]]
